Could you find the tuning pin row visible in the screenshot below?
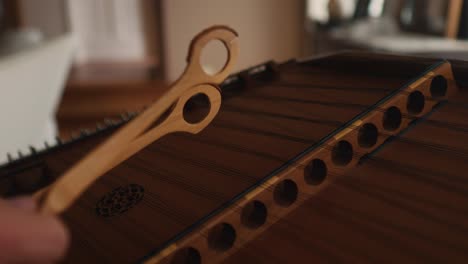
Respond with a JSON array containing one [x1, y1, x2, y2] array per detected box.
[[66, 114, 134, 145], [247, 64, 267, 75], [2, 138, 61, 166], [2, 114, 137, 166], [241, 61, 278, 84], [223, 75, 240, 85], [2, 111, 143, 166]]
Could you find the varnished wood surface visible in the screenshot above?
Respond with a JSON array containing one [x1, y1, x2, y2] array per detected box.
[[63, 64, 394, 262], [0, 52, 466, 263], [226, 89, 468, 263]]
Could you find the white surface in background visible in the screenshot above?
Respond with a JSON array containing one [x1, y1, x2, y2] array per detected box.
[[67, 0, 149, 63], [0, 34, 75, 165], [331, 18, 468, 53], [368, 0, 385, 18], [307, 0, 358, 23], [366, 35, 468, 52]]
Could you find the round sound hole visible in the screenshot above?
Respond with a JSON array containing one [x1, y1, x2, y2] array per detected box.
[[208, 223, 236, 251], [171, 247, 201, 264], [273, 179, 298, 207], [304, 159, 327, 185], [358, 123, 378, 148], [183, 93, 211, 124], [95, 184, 144, 217], [332, 140, 353, 166], [382, 106, 402, 131], [407, 91, 425, 115], [241, 200, 268, 229], [430, 75, 448, 98]]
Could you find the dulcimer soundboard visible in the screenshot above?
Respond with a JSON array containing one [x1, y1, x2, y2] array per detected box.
[[1, 26, 468, 263]]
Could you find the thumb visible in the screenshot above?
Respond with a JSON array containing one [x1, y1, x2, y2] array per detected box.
[[0, 197, 69, 263], [5, 196, 37, 211]]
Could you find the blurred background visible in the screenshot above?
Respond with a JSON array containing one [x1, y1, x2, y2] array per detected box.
[[1, 0, 468, 161]]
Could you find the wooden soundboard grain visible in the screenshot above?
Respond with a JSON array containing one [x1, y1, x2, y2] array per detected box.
[[0, 52, 462, 263]]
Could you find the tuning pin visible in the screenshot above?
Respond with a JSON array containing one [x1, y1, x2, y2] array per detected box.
[[223, 75, 239, 85], [55, 136, 63, 145], [29, 146, 37, 154], [70, 132, 80, 140], [80, 129, 91, 136], [7, 153, 13, 162], [96, 122, 104, 130], [114, 119, 123, 126], [130, 111, 140, 117], [104, 118, 113, 126], [44, 141, 50, 149], [17, 150, 23, 159], [120, 112, 130, 121], [247, 65, 266, 75], [247, 62, 278, 82], [265, 61, 279, 74]]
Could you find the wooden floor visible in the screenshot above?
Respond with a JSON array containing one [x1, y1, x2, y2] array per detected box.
[[56, 64, 166, 138]]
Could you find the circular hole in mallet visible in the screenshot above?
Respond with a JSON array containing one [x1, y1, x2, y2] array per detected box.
[[241, 200, 268, 229], [183, 93, 211, 124], [304, 159, 327, 185], [358, 123, 378, 148], [171, 247, 201, 264], [273, 179, 298, 207], [207, 223, 236, 251], [201, 39, 228, 76], [407, 91, 425, 115], [430, 75, 448, 98], [382, 106, 402, 131]]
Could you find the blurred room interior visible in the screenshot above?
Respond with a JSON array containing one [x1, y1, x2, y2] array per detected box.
[[0, 0, 467, 161]]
